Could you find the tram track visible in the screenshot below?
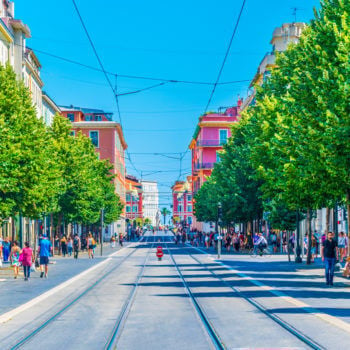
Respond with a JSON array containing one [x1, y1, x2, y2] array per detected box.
[[164, 241, 226, 350], [103, 235, 157, 349], [185, 245, 325, 350], [9, 235, 153, 350]]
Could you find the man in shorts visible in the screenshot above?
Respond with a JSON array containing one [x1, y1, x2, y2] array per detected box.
[[38, 235, 52, 278]]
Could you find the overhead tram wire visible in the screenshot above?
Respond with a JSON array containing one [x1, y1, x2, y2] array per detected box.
[[177, 0, 247, 182], [204, 0, 247, 112], [13, 42, 250, 87], [71, 0, 141, 176]]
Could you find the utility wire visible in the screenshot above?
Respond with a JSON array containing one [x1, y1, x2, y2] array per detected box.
[[117, 82, 167, 97], [71, 0, 117, 119], [204, 0, 247, 112], [16, 43, 250, 86]]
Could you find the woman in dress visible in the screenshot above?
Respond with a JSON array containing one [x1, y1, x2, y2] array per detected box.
[[10, 241, 21, 279], [21, 241, 34, 281]]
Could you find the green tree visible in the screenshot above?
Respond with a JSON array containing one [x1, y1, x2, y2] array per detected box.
[[244, 0, 350, 262], [0, 64, 60, 220], [194, 178, 219, 223]]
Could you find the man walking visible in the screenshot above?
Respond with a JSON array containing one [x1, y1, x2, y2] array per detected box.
[[73, 234, 80, 259], [321, 232, 339, 286], [38, 235, 52, 278]]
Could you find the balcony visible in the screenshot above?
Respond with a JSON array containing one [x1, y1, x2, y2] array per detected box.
[[194, 162, 215, 171], [197, 140, 227, 147]]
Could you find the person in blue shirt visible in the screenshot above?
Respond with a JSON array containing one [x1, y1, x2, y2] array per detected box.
[[38, 235, 52, 278]]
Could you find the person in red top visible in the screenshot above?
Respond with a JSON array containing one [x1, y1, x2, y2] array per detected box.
[[21, 242, 34, 281]]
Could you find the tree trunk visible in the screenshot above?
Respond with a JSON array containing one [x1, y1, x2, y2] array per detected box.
[[325, 207, 330, 232], [306, 209, 312, 265]]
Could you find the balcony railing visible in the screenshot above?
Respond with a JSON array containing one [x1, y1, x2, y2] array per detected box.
[[197, 139, 227, 147], [194, 162, 215, 171]]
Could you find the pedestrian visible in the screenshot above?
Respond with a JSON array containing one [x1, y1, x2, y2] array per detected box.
[[205, 234, 209, 249], [2, 237, 10, 262], [110, 235, 116, 248], [119, 233, 123, 247], [10, 241, 20, 279], [311, 234, 317, 262], [338, 232, 346, 263], [67, 236, 73, 257], [270, 232, 277, 253], [282, 232, 288, 253], [54, 235, 60, 255], [61, 235, 67, 257], [73, 234, 80, 259], [87, 233, 95, 258], [321, 232, 339, 287], [21, 242, 34, 281], [0, 235, 3, 265], [38, 235, 52, 278]]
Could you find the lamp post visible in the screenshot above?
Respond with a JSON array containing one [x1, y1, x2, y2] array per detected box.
[[100, 208, 104, 257], [295, 210, 302, 263], [217, 202, 223, 259]]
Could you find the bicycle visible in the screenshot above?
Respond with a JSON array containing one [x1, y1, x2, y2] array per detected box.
[[249, 246, 271, 258]]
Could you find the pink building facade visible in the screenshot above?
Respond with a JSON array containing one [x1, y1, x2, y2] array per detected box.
[[171, 176, 193, 227], [189, 103, 241, 231]]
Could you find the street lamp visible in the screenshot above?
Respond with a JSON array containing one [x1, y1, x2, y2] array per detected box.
[[217, 202, 223, 259], [295, 210, 302, 263]]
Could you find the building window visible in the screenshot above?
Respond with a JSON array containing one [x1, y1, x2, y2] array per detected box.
[[126, 194, 131, 202], [187, 205, 192, 212], [219, 129, 228, 145], [178, 205, 183, 213], [216, 152, 221, 162], [95, 115, 102, 121], [133, 206, 138, 213], [70, 130, 76, 137], [187, 195, 192, 202], [67, 113, 74, 122], [126, 206, 131, 213], [85, 115, 92, 121], [89, 131, 99, 147]]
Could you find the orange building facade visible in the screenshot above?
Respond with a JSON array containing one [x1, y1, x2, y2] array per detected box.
[[60, 106, 127, 238]]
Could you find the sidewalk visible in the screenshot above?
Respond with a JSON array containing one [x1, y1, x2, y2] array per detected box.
[[0, 242, 129, 315]]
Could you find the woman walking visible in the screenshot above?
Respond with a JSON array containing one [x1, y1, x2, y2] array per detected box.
[[87, 233, 95, 259], [21, 242, 34, 281], [67, 237, 73, 257], [10, 241, 21, 279], [61, 235, 68, 257]]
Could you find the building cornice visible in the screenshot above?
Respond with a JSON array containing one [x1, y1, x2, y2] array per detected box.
[[199, 121, 235, 128], [42, 93, 61, 114], [0, 18, 13, 42]]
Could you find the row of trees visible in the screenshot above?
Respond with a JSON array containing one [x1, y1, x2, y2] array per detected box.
[[194, 0, 349, 261], [0, 64, 123, 237]]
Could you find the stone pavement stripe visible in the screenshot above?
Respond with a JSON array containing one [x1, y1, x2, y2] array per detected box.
[[0, 244, 130, 324], [190, 245, 350, 335]]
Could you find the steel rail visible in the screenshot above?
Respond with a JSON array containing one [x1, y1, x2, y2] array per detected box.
[[188, 250, 325, 350], [165, 242, 226, 350], [10, 237, 149, 350], [103, 234, 155, 350]]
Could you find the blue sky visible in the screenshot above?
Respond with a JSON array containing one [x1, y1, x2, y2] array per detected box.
[[16, 0, 320, 210]]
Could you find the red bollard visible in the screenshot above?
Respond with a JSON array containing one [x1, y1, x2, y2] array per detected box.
[[156, 246, 164, 261]]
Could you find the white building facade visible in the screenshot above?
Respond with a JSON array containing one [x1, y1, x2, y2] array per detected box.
[[141, 180, 159, 226]]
